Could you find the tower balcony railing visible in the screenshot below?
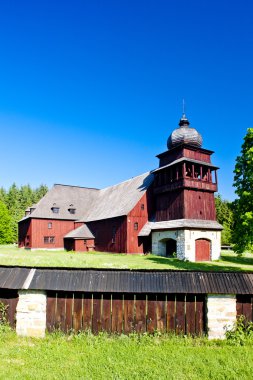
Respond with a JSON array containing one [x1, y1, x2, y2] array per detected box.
[[153, 177, 217, 194]]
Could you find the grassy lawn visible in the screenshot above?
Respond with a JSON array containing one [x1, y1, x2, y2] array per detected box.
[[0, 245, 252, 271], [0, 328, 252, 380]]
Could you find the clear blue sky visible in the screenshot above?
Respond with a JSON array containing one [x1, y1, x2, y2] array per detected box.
[[0, 0, 252, 201]]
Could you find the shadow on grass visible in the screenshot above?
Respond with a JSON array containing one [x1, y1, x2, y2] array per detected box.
[[145, 255, 253, 272], [220, 254, 253, 266]]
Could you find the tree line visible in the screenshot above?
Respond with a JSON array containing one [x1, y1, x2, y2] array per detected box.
[[0, 184, 48, 244]]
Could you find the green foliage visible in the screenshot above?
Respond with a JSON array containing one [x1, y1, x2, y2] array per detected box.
[[0, 184, 48, 243], [233, 128, 253, 253], [0, 302, 8, 325], [215, 194, 234, 245], [0, 201, 14, 244], [226, 315, 253, 345]]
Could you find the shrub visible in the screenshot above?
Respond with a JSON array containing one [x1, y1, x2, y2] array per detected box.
[[226, 315, 253, 345]]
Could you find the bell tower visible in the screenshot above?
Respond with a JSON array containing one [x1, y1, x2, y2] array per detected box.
[[150, 114, 222, 261]]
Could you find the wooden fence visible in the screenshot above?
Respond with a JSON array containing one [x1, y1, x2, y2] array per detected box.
[[46, 292, 206, 335], [0, 290, 18, 327], [237, 295, 253, 322]]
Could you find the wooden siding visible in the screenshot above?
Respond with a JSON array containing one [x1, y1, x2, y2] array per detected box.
[[18, 219, 32, 248], [155, 190, 185, 221], [74, 239, 95, 252], [158, 146, 212, 167], [237, 295, 253, 322], [127, 192, 150, 253], [46, 291, 206, 335], [0, 289, 18, 327], [184, 190, 216, 220], [87, 216, 127, 253], [183, 148, 211, 163], [31, 219, 75, 249]]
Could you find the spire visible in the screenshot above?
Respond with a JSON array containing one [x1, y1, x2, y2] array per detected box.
[[178, 99, 190, 127]]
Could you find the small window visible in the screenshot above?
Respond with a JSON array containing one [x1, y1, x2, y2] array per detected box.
[[141, 204, 144, 210], [134, 222, 138, 230], [44, 236, 55, 244], [48, 222, 52, 229], [68, 208, 76, 214], [52, 207, 59, 214], [84, 240, 87, 245]]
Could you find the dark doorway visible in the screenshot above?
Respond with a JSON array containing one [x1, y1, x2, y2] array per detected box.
[[166, 239, 177, 257], [64, 238, 75, 251]]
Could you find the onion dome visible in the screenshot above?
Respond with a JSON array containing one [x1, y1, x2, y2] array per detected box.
[[167, 114, 203, 149]]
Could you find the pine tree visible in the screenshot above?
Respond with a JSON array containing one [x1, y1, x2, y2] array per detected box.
[[232, 128, 253, 253]]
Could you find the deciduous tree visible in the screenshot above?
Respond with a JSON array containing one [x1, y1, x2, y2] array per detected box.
[[232, 128, 253, 253], [215, 194, 234, 245], [0, 201, 13, 244]]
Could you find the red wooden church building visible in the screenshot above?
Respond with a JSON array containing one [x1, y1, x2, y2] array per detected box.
[[18, 114, 222, 261]]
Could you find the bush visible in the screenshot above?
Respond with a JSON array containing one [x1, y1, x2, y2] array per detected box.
[[226, 315, 253, 345]]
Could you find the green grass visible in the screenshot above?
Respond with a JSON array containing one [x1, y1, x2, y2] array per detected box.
[[0, 327, 252, 379], [0, 245, 252, 271]]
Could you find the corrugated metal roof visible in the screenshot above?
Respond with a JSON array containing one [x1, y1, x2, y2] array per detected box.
[[28, 268, 253, 294], [0, 267, 31, 289], [0, 267, 252, 294]]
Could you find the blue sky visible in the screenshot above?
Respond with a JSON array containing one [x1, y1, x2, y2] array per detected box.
[[0, 0, 252, 200]]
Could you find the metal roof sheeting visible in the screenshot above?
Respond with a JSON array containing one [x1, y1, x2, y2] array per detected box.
[[0, 267, 31, 289], [0, 267, 252, 294], [29, 269, 253, 294]]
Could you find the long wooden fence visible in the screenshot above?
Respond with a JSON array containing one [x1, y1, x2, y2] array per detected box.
[[46, 292, 206, 334]]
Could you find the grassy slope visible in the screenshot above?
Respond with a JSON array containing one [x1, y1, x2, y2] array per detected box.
[[0, 245, 252, 271], [0, 328, 252, 380]]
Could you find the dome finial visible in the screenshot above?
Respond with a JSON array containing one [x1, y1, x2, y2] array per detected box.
[[178, 99, 190, 127], [182, 98, 185, 116]]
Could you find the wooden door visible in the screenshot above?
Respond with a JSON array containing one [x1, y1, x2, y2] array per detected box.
[[195, 239, 211, 261]]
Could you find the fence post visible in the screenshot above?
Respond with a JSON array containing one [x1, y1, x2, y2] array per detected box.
[[207, 294, 236, 339], [16, 290, 47, 338]]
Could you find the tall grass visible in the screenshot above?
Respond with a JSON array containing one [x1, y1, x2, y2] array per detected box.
[[0, 329, 252, 379]]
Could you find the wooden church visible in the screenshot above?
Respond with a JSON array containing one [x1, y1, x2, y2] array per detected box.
[[18, 113, 222, 261]]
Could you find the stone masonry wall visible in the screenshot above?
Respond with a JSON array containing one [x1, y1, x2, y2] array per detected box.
[[207, 294, 237, 339], [152, 229, 221, 261], [16, 290, 47, 338]]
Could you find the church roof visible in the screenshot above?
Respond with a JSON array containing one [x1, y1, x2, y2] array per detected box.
[[20, 172, 154, 223], [81, 172, 154, 222]]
